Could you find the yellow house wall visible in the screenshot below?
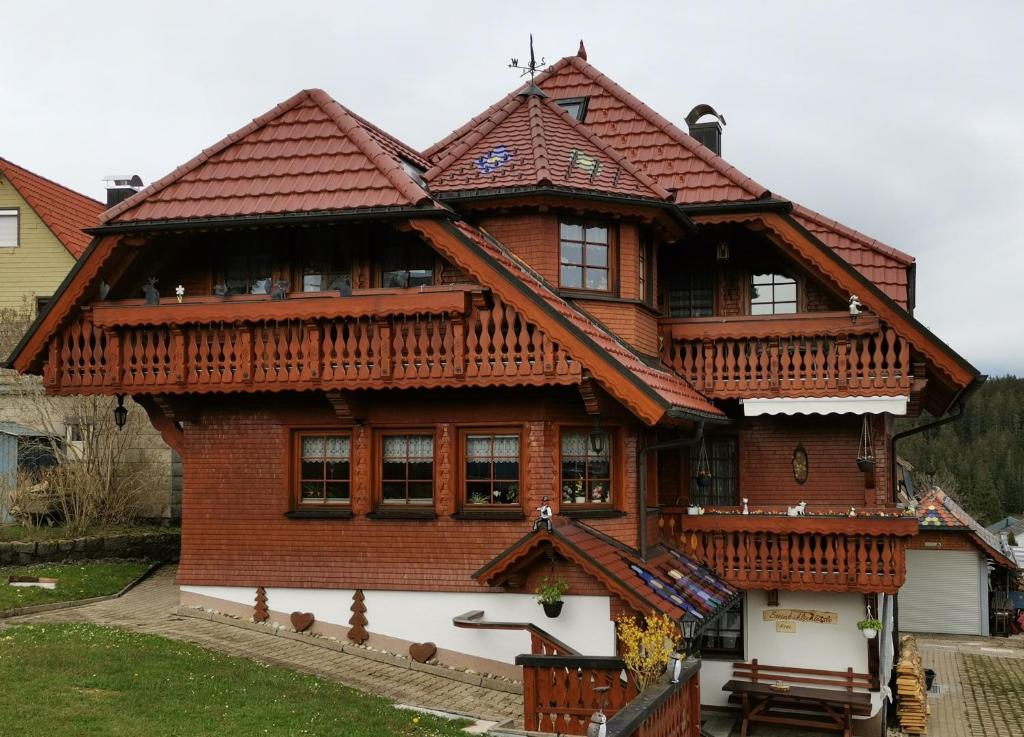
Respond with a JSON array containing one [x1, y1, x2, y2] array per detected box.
[[0, 174, 77, 313]]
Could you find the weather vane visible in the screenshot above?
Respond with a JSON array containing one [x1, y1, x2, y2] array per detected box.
[[509, 34, 545, 82]]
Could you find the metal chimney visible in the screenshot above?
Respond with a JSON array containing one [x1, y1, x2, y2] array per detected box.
[[103, 174, 143, 207], [685, 105, 727, 155]]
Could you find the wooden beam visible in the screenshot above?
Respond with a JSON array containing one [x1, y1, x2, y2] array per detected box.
[[325, 390, 367, 424], [134, 395, 184, 455]]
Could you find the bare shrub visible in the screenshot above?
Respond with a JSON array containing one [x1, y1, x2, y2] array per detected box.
[[19, 396, 162, 534], [0, 299, 35, 365]]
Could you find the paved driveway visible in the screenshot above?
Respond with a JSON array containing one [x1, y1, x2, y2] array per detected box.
[[3, 565, 521, 723], [918, 634, 1024, 737]]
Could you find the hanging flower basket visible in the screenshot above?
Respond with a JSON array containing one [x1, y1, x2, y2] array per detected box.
[[857, 417, 875, 473], [857, 618, 882, 639], [857, 456, 876, 473], [542, 601, 564, 618], [695, 438, 712, 488], [535, 576, 568, 618]]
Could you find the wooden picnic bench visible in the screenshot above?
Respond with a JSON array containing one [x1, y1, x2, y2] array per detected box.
[[723, 659, 874, 737]]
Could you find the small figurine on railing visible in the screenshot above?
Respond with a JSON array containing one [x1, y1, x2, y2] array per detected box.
[[175, 285, 185, 303], [142, 277, 159, 305], [848, 506, 857, 517], [786, 501, 807, 517], [848, 294, 864, 323], [742, 498, 749, 515], [270, 280, 289, 300], [213, 283, 228, 297], [533, 497, 553, 532]]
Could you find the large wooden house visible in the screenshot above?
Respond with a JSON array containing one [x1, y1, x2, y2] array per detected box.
[[7, 47, 979, 733]]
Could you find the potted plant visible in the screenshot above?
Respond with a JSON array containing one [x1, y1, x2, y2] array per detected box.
[[857, 618, 882, 639], [695, 437, 712, 488], [535, 576, 569, 618], [696, 469, 712, 488]]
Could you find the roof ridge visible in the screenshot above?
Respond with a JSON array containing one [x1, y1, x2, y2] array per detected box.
[[541, 97, 672, 201], [0, 157, 105, 208], [526, 95, 552, 185], [306, 90, 432, 206], [342, 107, 428, 168], [564, 56, 767, 201], [100, 90, 314, 223], [422, 57, 575, 161], [423, 95, 523, 182], [792, 202, 915, 265]]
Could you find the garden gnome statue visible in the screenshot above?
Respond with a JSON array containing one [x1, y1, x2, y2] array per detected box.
[[533, 497, 553, 532]]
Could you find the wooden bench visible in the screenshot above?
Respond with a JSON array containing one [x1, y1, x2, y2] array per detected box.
[[723, 659, 874, 737]]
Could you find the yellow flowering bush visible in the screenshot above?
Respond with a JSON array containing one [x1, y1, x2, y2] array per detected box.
[[615, 611, 681, 691]]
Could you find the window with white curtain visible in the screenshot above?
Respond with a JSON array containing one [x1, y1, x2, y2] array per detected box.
[[297, 433, 351, 505], [0, 209, 18, 247], [381, 433, 434, 504], [464, 432, 521, 505]]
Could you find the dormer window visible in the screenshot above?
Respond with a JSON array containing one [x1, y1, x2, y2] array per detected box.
[[560, 220, 611, 292], [751, 272, 797, 315], [555, 97, 589, 122]]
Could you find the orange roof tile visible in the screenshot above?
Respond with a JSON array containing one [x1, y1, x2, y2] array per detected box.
[[793, 204, 914, 308], [0, 157, 104, 259], [451, 219, 723, 419], [424, 89, 671, 202], [426, 55, 767, 206], [102, 89, 437, 224]]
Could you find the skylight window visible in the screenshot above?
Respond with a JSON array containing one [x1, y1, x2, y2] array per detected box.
[[555, 97, 589, 122]]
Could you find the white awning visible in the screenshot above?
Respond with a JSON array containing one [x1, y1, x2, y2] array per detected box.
[[741, 395, 909, 416]]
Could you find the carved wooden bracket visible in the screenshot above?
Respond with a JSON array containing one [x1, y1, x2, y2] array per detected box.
[[325, 390, 367, 424]]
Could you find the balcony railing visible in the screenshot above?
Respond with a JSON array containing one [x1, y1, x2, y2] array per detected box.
[[659, 508, 918, 594], [658, 312, 911, 399], [44, 287, 581, 394]]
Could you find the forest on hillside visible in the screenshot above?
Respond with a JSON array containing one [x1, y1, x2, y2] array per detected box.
[[898, 376, 1024, 524]]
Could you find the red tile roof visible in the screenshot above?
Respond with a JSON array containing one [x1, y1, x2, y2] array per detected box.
[[102, 89, 436, 224], [917, 488, 1016, 569], [0, 157, 104, 259], [424, 89, 671, 202], [425, 55, 767, 206], [475, 517, 740, 625], [451, 219, 723, 419], [793, 204, 914, 308]]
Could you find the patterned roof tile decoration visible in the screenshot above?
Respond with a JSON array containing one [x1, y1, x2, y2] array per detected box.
[[0, 157, 104, 258], [426, 54, 915, 309], [424, 90, 671, 201], [450, 219, 723, 417], [102, 89, 437, 224], [476, 518, 739, 628], [916, 487, 1016, 568]]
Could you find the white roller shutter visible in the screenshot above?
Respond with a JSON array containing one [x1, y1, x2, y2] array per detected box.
[[901, 550, 982, 635]]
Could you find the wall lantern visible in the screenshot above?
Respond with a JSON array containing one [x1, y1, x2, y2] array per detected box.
[[113, 394, 128, 431], [589, 416, 605, 454], [680, 613, 700, 655]]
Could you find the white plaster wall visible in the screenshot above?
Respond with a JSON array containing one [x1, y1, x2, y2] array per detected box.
[[180, 585, 615, 664], [700, 590, 880, 716]]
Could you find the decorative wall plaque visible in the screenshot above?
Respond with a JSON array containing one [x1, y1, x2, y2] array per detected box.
[[775, 621, 796, 633], [792, 444, 809, 484], [763, 608, 837, 625]]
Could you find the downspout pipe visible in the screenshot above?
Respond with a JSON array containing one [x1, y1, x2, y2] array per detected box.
[[637, 422, 705, 560], [889, 375, 987, 503]]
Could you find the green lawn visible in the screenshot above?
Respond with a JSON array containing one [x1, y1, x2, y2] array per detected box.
[[0, 623, 471, 737], [0, 524, 178, 543], [0, 562, 149, 611]]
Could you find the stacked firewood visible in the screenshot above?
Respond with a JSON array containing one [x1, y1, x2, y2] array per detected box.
[[896, 635, 929, 735]]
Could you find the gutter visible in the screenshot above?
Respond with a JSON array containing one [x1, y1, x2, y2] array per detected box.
[[637, 422, 705, 560], [677, 197, 793, 216]]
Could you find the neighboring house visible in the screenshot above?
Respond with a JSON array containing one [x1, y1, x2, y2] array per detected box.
[[988, 515, 1024, 545], [0, 157, 180, 520], [902, 488, 1017, 636], [6, 46, 980, 734]]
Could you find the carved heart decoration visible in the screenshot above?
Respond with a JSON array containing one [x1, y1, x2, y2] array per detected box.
[[409, 642, 437, 663], [291, 612, 315, 632]]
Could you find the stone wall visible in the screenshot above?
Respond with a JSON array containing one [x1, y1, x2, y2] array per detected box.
[[0, 531, 179, 565]]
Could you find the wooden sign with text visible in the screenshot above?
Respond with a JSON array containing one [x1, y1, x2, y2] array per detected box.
[[763, 608, 838, 625]]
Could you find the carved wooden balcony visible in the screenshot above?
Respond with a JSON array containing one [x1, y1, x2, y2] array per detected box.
[[658, 507, 918, 594], [658, 312, 912, 400], [43, 286, 581, 395]]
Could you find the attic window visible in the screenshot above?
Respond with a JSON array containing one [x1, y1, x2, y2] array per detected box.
[[0, 209, 18, 247], [555, 97, 589, 122]]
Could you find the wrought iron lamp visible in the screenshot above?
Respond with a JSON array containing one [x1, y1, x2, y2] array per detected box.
[[589, 415, 605, 454], [680, 613, 700, 656], [113, 394, 128, 431]]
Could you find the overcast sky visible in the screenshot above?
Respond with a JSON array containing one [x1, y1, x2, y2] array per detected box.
[[3, 2, 1021, 375]]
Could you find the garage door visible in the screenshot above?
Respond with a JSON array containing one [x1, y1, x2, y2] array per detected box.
[[901, 550, 982, 635]]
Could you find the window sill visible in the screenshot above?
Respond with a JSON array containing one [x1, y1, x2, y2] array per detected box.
[[557, 288, 620, 301], [452, 509, 525, 521], [367, 508, 437, 520], [559, 508, 625, 520], [284, 508, 353, 520]]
